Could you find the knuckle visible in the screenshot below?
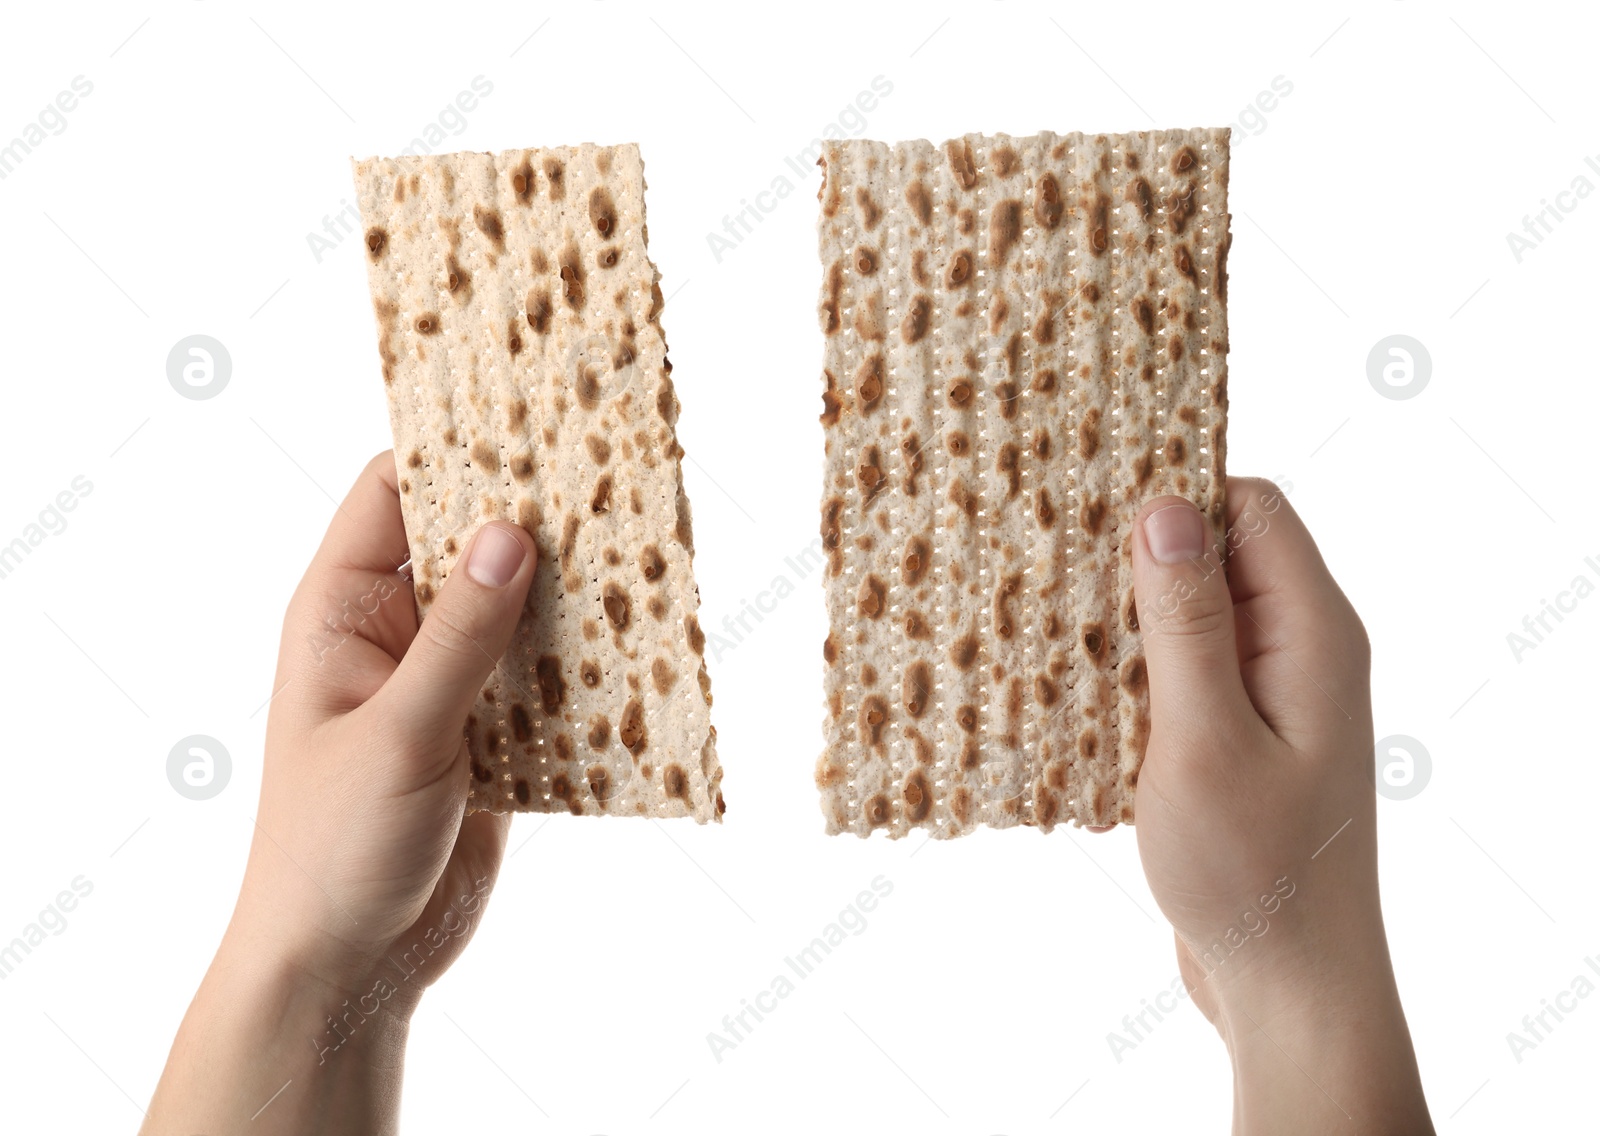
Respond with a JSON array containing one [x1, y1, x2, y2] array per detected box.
[[1147, 586, 1232, 642], [419, 599, 490, 664], [1233, 475, 1277, 499], [1231, 476, 1287, 520], [1339, 605, 1373, 670], [362, 716, 437, 774], [283, 589, 332, 669], [1307, 591, 1371, 673]]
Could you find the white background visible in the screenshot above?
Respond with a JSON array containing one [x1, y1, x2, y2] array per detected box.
[[1, 2, 1594, 1131]]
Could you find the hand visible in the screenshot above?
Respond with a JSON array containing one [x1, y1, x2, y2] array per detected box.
[[1127, 478, 1433, 1134], [145, 452, 537, 1134]]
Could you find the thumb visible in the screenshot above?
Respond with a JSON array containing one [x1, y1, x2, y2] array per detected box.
[[373, 521, 537, 771], [1131, 496, 1251, 736]]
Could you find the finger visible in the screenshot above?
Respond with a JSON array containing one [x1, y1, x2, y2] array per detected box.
[[306, 451, 411, 580], [277, 453, 419, 716], [387, 809, 512, 1002], [1175, 933, 1222, 1025], [1220, 478, 1369, 742], [366, 521, 537, 773], [1222, 478, 1345, 610], [1130, 495, 1254, 739], [278, 451, 425, 704], [416, 809, 511, 938]]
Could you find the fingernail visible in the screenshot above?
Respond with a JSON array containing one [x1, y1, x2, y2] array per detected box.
[[466, 526, 526, 587], [1144, 503, 1206, 565]]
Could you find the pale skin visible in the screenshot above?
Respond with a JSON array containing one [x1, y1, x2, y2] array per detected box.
[[145, 452, 537, 1135], [1115, 478, 1433, 1133], [144, 459, 1431, 1133]]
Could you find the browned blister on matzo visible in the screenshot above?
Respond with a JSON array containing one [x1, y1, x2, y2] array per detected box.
[[816, 130, 1229, 838], [354, 144, 721, 822]]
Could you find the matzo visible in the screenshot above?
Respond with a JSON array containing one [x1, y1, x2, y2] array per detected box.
[[815, 129, 1229, 837], [354, 144, 722, 823]]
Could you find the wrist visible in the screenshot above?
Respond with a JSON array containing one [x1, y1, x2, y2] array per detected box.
[[224, 874, 423, 1013], [216, 914, 423, 1042], [1179, 861, 1389, 1022], [1197, 924, 1432, 1135], [145, 929, 414, 1135], [1219, 987, 1432, 1136]]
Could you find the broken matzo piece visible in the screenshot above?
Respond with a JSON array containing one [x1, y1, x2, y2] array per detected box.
[[354, 144, 721, 822], [815, 129, 1229, 838]]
